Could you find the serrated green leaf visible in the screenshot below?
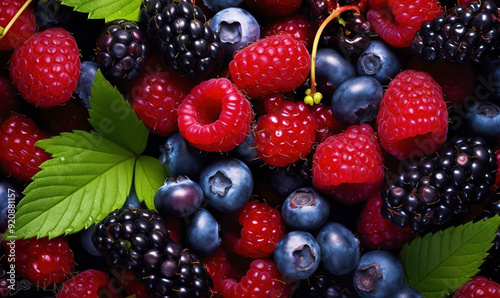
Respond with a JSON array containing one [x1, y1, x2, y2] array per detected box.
[[4, 131, 136, 240], [60, 0, 141, 22], [400, 216, 500, 298], [134, 155, 168, 211], [88, 70, 148, 155]]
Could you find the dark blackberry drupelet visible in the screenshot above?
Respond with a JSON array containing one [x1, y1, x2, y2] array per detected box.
[[92, 207, 213, 297], [95, 19, 152, 83], [411, 1, 500, 64], [139, 0, 225, 79], [381, 137, 498, 233], [292, 269, 350, 298]]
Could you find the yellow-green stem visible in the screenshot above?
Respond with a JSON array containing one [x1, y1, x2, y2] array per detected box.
[[0, 0, 33, 39]]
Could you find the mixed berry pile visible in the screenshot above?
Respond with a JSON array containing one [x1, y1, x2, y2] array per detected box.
[[2, 0, 500, 297]]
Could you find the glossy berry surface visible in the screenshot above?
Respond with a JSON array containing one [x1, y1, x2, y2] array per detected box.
[[255, 100, 317, 167], [316, 222, 360, 276], [355, 40, 402, 84], [57, 269, 109, 298], [331, 76, 384, 125], [229, 33, 310, 98], [0, 114, 51, 182], [281, 187, 330, 231], [159, 132, 205, 178], [225, 201, 285, 258], [273, 230, 321, 279], [263, 14, 314, 48], [186, 208, 221, 257], [353, 250, 405, 298], [9, 27, 81, 107], [75, 61, 99, 109], [467, 100, 500, 141], [453, 276, 500, 297], [312, 124, 384, 204], [154, 176, 204, 218], [177, 78, 254, 152], [199, 157, 253, 213], [377, 70, 448, 160], [0, 0, 37, 51], [313, 48, 356, 90]]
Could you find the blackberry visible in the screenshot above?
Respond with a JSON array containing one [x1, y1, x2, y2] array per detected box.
[[95, 19, 152, 83], [475, 195, 500, 283], [292, 269, 351, 298], [411, 1, 500, 64], [92, 207, 213, 297], [139, 0, 225, 79], [381, 137, 498, 233], [35, 0, 72, 29]]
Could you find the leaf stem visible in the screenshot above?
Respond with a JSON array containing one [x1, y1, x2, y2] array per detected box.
[[0, 0, 33, 40]]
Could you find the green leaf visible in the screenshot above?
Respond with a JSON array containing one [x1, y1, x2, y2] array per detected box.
[[4, 131, 136, 240], [134, 155, 168, 211], [400, 216, 500, 298], [88, 70, 148, 155], [60, 0, 142, 22]]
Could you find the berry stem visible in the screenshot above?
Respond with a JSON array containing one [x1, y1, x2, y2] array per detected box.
[[0, 0, 33, 39], [305, 5, 360, 105]]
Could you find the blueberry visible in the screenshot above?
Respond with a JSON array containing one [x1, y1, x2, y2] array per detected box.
[[281, 187, 330, 231], [353, 250, 405, 298], [0, 178, 21, 234], [159, 132, 205, 179], [75, 61, 99, 108], [330, 76, 384, 125], [274, 231, 321, 279], [123, 188, 141, 208], [79, 224, 103, 257], [185, 208, 221, 257], [233, 128, 263, 165], [154, 176, 204, 218], [209, 8, 260, 60], [199, 157, 253, 213], [390, 284, 423, 298], [484, 58, 500, 101], [316, 222, 360, 275], [265, 162, 311, 198], [466, 100, 500, 140], [356, 40, 402, 84], [315, 48, 356, 90], [203, 0, 244, 11]]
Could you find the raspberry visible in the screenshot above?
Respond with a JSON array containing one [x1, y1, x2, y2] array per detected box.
[[367, 0, 443, 47], [254, 99, 317, 167], [263, 14, 314, 48], [244, 0, 303, 18], [9, 27, 81, 107], [224, 201, 285, 259], [131, 67, 193, 136], [312, 124, 384, 205], [309, 102, 348, 143], [0, 0, 37, 51], [494, 148, 500, 191], [220, 259, 292, 298], [4, 236, 75, 286], [357, 193, 417, 250], [0, 114, 50, 182], [177, 78, 254, 152], [453, 276, 500, 297], [201, 247, 236, 296], [377, 70, 448, 160], [229, 33, 310, 99], [57, 269, 109, 298], [0, 74, 19, 123]]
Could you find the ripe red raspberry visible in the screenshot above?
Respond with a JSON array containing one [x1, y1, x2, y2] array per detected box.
[[131, 67, 193, 136], [9, 27, 81, 107], [202, 247, 238, 296], [40, 100, 91, 134], [0, 114, 50, 182], [309, 103, 348, 143], [0, 74, 20, 123], [244, 0, 302, 19], [220, 259, 292, 298], [224, 201, 285, 259], [177, 78, 254, 152], [263, 14, 314, 48], [255, 99, 317, 167], [0, 0, 37, 51], [229, 33, 310, 99], [494, 148, 500, 191], [367, 0, 443, 47], [58, 269, 109, 298], [453, 276, 500, 298], [377, 70, 448, 160], [357, 193, 417, 250], [4, 236, 75, 286], [312, 124, 384, 205]]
